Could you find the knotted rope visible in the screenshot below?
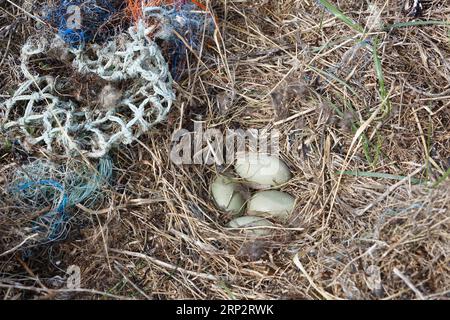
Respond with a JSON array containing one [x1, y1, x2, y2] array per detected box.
[[1, 22, 175, 158]]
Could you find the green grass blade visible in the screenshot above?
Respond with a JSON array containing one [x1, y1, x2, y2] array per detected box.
[[433, 167, 450, 188], [337, 170, 426, 185], [317, 0, 364, 33], [385, 20, 450, 31], [372, 38, 391, 118]]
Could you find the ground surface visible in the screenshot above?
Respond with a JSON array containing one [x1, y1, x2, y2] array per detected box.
[[0, 0, 449, 299]]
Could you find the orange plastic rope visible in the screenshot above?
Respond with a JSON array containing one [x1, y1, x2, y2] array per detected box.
[[191, 0, 207, 11], [125, 0, 143, 23]]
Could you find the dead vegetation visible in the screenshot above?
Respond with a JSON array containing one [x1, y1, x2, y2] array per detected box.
[[0, 0, 449, 300]]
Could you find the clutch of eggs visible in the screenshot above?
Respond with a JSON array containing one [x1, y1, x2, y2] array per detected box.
[[211, 153, 296, 234]]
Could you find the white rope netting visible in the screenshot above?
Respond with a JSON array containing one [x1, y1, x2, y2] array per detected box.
[[1, 22, 175, 158]]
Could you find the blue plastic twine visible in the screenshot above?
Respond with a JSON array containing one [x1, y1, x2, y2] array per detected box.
[[47, 0, 116, 47], [17, 179, 69, 244], [12, 157, 113, 247]]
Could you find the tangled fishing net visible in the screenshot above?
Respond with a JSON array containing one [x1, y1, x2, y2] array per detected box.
[[0, 0, 212, 251], [1, 21, 175, 158], [6, 157, 112, 248], [138, 0, 215, 77], [0, 0, 214, 158]]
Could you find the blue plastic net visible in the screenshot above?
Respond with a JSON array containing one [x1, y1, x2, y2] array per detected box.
[[10, 158, 113, 247], [16, 179, 68, 244], [46, 0, 117, 47], [144, 1, 215, 79]]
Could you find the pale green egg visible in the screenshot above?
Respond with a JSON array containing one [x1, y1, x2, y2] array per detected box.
[[235, 153, 292, 189], [211, 175, 245, 215], [247, 190, 295, 220], [228, 216, 274, 237]]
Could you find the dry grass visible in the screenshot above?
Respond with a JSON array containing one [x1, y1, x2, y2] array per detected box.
[[0, 0, 449, 300]]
